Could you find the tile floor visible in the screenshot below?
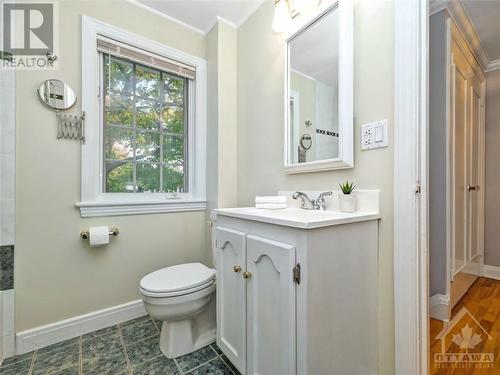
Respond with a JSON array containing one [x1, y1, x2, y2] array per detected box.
[[0, 315, 240, 375]]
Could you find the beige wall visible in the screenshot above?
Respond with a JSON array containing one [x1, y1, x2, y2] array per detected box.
[[15, 0, 209, 331], [485, 69, 500, 267], [236, 1, 395, 373]]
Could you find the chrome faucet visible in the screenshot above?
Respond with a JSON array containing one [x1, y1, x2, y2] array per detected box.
[[292, 191, 333, 211]]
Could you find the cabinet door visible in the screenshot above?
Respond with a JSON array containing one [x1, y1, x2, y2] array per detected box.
[[246, 235, 296, 375], [215, 226, 246, 374]]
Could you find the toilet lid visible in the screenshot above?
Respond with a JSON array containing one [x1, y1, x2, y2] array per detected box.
[[140, 263, 215, 294]]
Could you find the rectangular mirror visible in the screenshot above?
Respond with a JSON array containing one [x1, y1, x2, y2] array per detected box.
[[285, 1, 353, 173]]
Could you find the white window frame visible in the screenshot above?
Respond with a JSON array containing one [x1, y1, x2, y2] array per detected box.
[[77, 16, 207, 217]]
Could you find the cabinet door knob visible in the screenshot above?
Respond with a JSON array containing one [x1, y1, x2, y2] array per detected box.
[[233, 265, 241, 273], [243, 271, 252, 279]]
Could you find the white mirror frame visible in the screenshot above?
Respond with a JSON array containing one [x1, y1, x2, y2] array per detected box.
[[284, 0, 353, 174]]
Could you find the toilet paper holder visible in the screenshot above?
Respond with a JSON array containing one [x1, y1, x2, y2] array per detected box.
[[80, 227, 119, 240]]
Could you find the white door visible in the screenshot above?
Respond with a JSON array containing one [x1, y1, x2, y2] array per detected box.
[[216, 227, 246, 374], [246, 235, 296, 375]]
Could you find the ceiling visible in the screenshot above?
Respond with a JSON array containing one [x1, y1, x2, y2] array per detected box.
[[461, 0, 500, 61], [135, 0, 265, 34], [290, 10, 338, 87]]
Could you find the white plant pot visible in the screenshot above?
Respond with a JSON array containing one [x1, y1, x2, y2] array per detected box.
[[339, 194, 356, 213]]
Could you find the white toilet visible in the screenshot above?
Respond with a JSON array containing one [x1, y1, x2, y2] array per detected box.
[[139, 262, 216, 358]]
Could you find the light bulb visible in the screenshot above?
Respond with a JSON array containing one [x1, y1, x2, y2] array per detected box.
[[272, 0, 292, 33]]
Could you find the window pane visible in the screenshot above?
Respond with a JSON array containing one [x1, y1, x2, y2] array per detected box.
[[104, 162, 134, 193], [163, 135, 184, 164], [137, 163, 160, 192], [162, 106, 184, 134], [136, 130, 160, 162], [163, 164, 184, 193], [104, 55, 133, 95], [136, 66, 160, 100], [163, 74, 184, 95], [136, 98, 160, 130], [104, 127, 134, 160], [104, 94, 133, 127]]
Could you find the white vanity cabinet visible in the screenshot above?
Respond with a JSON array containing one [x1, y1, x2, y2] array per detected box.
[[213, 207, 380, 375]]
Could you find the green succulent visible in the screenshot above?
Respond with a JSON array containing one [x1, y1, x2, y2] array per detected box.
[[339, 181, 356, 195]]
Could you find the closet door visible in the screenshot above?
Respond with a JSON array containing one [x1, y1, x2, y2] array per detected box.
[[216, 227, 247, 374], [467, 81, 483, 261], [450, 44, 469, 277]]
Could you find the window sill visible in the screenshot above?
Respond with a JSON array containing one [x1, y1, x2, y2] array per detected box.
[[75, 199, 207, 218]]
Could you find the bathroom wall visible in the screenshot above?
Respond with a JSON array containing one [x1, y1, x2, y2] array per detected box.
[[15, 0, 208, 332], [236, 0, 395, 373], [485, 69, 500, 267], [0, 1, 16, 356], [290, 71, 317, 161]]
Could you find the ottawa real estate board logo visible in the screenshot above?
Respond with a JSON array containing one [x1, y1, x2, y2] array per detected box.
[[2, 2, 58, 69], [434, 307, 494, 369]]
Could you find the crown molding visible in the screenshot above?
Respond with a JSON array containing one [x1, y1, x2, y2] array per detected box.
[[485, 59, 500, 73], [430, 0, 495, 71]]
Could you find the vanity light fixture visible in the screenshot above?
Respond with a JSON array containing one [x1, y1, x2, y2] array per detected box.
[[272, 0, 293, 33]]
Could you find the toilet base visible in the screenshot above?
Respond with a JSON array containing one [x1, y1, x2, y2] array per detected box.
[[159, 295, 216, 359]]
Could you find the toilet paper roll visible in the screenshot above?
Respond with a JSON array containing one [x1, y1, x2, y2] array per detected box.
[[89, 226, 110, 247]]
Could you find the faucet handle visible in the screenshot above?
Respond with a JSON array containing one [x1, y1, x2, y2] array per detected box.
[[317, 191, 333, 201]]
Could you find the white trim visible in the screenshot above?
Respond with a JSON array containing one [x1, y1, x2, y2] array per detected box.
[[76, 200, 207, 217], [124, 0, 206, 35], [290, 68, 317, 83], [16, 300, 147, 355], [429, 0, 500, 72], [283, 0, 353, 174], [485, 59, 500, 72], [0, 290, 15, 360], [482, 265, 500, 280], [80, 16, 207, 218], [429, 294, 450, 321], [394, 1, 428, 374]]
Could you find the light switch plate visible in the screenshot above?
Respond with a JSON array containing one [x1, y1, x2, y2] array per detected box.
[[361, 120, 388, 150]]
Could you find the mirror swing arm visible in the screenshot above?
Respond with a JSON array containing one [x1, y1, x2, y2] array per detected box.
[[283, 0, 353, 173], [37, 79, 86, 143]]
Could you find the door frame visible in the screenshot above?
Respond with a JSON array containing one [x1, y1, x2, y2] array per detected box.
[[393, 1, 429, 374]]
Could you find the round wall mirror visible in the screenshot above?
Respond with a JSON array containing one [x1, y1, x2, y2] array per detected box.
[[300, 134, 312, 150], [38, 79, 77, 110]]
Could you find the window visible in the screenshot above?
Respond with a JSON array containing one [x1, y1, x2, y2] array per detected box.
[[102, 55, 188, 194], [79, 17, 207, 217]]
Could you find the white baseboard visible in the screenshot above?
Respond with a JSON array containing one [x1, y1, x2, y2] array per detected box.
[[16, 299, 147, 355], [429, 294, 450, 322], [482, 265, 500, 280]]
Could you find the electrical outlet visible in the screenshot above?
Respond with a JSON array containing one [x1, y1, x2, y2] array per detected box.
[[361, 120, 388, 150]]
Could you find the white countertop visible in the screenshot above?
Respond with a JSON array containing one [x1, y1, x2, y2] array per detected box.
[[213, 207, 380, 229]]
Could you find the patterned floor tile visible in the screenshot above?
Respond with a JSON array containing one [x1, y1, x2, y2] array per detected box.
[[32, 343, 80, 375], [175, 345, 217, 373], [52, 365, 80, 375], [82, 329, 122, 357], [37, 337, 80, 355], [82, 325, 119, 341], [120, 316, 158, 345], [0, 359, 32, 375], [187, 357, 234, 375], [82, 347, 128, 375], [131, 355, 179, 375], [0, 351, 34, 368], [126, 335, 162, 366]]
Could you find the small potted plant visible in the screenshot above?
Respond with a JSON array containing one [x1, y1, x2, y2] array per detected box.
[[338, 181, 356, 213]]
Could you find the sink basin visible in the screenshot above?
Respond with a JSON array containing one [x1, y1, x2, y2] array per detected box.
[[213, 207, 380, 229]]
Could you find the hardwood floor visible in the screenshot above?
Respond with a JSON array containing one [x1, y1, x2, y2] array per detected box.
[[430, 277, 500, 374]]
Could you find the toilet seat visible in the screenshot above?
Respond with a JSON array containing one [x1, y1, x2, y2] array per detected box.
[[139, 263, 215, 298]]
